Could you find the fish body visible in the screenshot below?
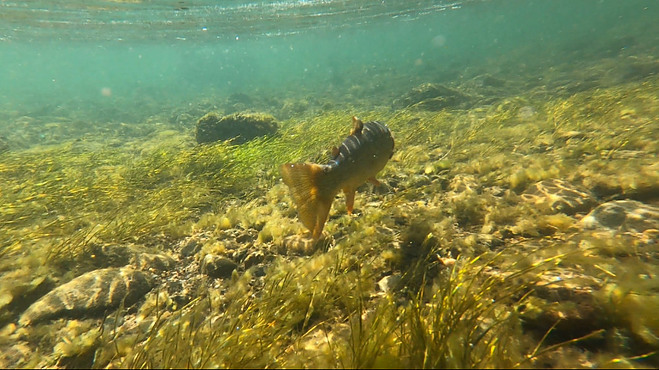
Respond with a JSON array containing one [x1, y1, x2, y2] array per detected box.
[[280, 117, 394, 240]]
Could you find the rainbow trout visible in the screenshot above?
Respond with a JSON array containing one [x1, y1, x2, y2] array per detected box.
[[280, 116, 394, 240]]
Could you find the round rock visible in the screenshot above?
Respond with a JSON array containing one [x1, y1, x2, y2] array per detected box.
[[200, 254, 238, 279], [19, 267, 153, 326], [377, 274, 402, 294]]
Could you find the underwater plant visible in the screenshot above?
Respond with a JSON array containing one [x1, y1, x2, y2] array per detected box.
[[1, 66, 658, 369]]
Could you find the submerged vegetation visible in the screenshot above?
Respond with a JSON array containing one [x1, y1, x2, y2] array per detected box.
[[1, 52, 659, 369]]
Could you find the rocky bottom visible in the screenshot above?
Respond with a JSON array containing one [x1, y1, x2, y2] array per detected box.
[[2, 172, 658, 368], [1, 65, 658, 368]]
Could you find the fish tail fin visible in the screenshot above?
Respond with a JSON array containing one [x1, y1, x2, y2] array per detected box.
[[280, 163, 336, 239]]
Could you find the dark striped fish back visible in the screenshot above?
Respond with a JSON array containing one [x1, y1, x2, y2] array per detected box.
[[328, 121, 393, 169]]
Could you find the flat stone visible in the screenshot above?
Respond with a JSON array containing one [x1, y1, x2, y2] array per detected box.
[[243, 250, 265, 269], [488, 265, 605, 342], [579, 200, 659, 233], [521, 179, 597, 215], [19, 267, 153, 326], [281, 234, 332, 256]]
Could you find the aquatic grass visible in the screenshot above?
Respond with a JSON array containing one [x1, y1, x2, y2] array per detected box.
[[393, 249, 569, 368], [2, 72, 659, 368], [315, 249, 571, 369], [0, 98, 567, 266], [112, 249, 372, 368], [390, 263, 526, 368], [0, 116, 333, 263], [102, 219, 579, 369], [0, 110, 378, 265], [0, 143, 135, 269]]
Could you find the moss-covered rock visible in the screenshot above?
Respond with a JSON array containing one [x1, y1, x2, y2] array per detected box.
[[195, 112, 278, 144]]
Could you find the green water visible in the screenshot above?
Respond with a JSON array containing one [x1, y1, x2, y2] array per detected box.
[[1, 0, 659, 368], [1, 0, 656, 122]]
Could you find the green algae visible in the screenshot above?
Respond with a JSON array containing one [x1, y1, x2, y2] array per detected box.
[[1, 69, 658, 368], [105, 242, 544, 368]]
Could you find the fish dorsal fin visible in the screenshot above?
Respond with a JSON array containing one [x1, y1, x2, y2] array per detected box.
[[331, 146, 340, 158], [350, 116, 364, 135]]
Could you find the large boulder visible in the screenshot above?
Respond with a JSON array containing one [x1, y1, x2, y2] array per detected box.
[[195, 112, 278, 144]]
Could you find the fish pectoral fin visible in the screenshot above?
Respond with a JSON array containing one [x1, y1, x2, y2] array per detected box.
[[350, 116, 364, 135], [331, 146, 340, 158], [367, 177, 381, 186], [343, 187, 356, 214]]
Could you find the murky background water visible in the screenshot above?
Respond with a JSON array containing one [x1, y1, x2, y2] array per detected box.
[[1, 0, 656, 122]]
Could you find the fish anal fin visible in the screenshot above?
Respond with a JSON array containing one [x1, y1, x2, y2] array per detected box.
[[312, 198, 333, 240], [350, 116, 364, 135], [368, 177, 381, 186]]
